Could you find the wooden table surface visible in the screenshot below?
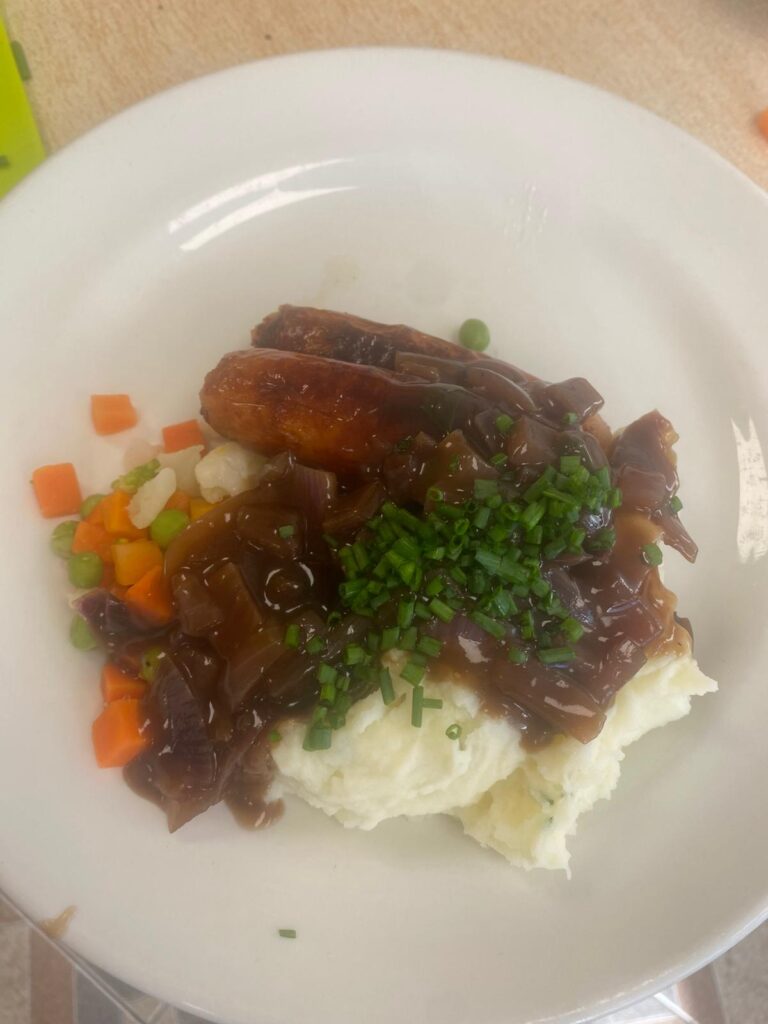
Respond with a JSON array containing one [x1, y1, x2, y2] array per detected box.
[[3, 0, 768, 190]]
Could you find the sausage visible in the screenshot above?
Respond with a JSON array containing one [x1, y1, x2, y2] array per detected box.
[[251, 305, 479, 369], [200, 348, 487, 474]]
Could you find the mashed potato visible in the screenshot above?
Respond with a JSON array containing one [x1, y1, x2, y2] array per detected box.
[[274, 653, 716, 872]]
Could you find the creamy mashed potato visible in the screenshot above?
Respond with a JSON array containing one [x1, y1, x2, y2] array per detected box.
[[274, 653, 716, 872]]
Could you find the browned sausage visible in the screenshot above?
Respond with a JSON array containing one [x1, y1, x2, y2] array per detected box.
[[200, 348, 486, 474], [251, 305, 479, 369]]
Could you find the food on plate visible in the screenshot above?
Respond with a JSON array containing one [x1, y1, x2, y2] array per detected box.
[[35, 308, 716, 871]]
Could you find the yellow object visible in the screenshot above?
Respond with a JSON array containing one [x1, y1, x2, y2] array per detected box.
[[189, 498, 214, 521], [111, 539, 164, 586], [0, 19, 45, 197]]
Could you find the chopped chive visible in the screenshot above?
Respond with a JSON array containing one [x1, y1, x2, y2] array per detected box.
[[381, 626, 401, 651], [278, 524, 295, 539], [401, 660, 426, 686], [411, 686, 424, 727], [495, 413, 515, 435], [445, 723, 462, 740], [589, 527, 616, 552], [562, 617, 584, 642], [344, 644, 366, 666], [413, 601, 432, 620], [473, 506, 491, 529], [400, 625, 418, 650], [642, 542, 663, 566], [317, 663, 337, 686], [284, 624, 301, 648], [303, 725, 332, 751], [425, 576, 444, 597], [559, 454, 582, 474], [520, 501, 545, 529], [473, 478, 499, 500], [607, 488, 622, 509], [542, 539, 566, 559], [429, 598, 455, 623], [366, 631, 381, 652], [416, 635, 442, 657], [507, 645, 528, 665], [379, 667, 395, 704], [568, 527, 586, 549], [490, 452, 508, 468], [278, 928, 297, 939], [562, 411, 579, 426], [427, 486, 444, 502], [306, 636, 324, 655], [319, 681, 337, 704], [669, 495, 683, 513], [268, 729, 282, 743], [537, 646, 575, 665], [470, 610, 506, 639], [422, 697, 443, 709], [398, 599, 415, 628]]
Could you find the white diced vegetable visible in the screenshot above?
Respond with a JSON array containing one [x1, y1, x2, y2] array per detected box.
[[157, 446, 204, 497], [128, 467, 177, 528], [194, 442, 267, 503]]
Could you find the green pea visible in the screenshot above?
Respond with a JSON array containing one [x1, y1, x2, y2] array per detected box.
[[140, 646, 166, 683], [150, 509, 190, 549], [69, 614, 98, 651], [51, 520, 78, 558], [67, 551, 103, 589], [458, 318, 491, 352], [80, 493, 105, 519]]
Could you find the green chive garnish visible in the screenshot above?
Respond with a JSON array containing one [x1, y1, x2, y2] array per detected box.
[[411, 686, 425, 726], [344, 644, 366, 666], [429, 598, 455, 623], [537, 646, 575, 665], [495, 414, 514, 435], [278, 524, 295, 539], [669, 495, 683, 513], [268, 729, 282, 743], [317, 663, 337, 686], [278, 928, 297, 939], [422, 697, 443, 709], [379, 667, 395, 704], [284, 624, 301, 648], [306, 636, 324, 655], [446, 723, 462, 740], [417, 635, 442, 658], [401, 660, 426, 686], [642, 542, 663, 566]]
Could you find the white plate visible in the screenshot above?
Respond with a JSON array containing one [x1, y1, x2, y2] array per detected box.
[[1, 49, 767, 1024]]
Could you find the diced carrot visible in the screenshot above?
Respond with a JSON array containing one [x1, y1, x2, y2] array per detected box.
[[72, 521, 114, 563], [757, 108, 768, 141], [31, 463, 82, 518], [164, 490, 191, 512], [189, 498, 214, 521], [124, 565, 174, 626], [101, 663, 147, 704], [90, 394, 138, 435], [112, 539, 163, 586], [101, 490, 146, 539], [162, 419, 206, 453], [92, 699, 149, 767], [85, 498, 105, 526]]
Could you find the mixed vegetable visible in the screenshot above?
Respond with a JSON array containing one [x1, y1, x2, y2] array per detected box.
[[34, 399, 212, 770]]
